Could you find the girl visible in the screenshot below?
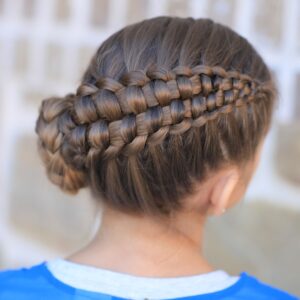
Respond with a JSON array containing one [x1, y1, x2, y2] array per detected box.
[[0, 16, 298, 300]]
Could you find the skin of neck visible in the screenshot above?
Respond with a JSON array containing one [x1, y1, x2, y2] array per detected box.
[[67, 204, 214, 277]]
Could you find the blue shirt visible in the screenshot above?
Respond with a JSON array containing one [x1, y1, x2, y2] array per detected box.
[[0, 261, 298, 300]]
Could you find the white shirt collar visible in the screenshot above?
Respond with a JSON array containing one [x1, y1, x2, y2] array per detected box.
[[46, 258, 240, 299]]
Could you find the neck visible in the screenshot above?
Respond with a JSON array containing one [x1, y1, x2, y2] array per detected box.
[[66, 205, 214, 277]]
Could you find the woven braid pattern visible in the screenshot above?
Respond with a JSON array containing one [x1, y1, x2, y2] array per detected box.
[[37, 64, 271, 174]]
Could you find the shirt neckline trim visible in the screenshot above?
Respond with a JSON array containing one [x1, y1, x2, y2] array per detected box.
[[41, 258, 247, 299]]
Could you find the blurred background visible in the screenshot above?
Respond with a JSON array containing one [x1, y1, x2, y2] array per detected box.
[[0, 0, 299, 296]]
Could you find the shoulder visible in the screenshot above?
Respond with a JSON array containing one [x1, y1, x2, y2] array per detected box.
[[238, 272, 299, 300], [0, 262, 75, 300]]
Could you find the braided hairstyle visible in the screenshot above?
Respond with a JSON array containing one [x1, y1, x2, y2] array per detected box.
[[35, 16, 277, 218]]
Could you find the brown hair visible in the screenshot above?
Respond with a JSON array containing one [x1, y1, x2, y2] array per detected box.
[[35, 16, 277, 218]]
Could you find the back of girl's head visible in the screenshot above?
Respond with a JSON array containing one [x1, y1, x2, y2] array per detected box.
[[35, 16, 277, 218]]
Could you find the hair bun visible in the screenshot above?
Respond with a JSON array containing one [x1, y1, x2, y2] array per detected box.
[[35, 94, 88, 194]]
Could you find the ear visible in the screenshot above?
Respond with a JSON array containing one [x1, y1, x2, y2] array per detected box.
[[208, 168, 240, 216]]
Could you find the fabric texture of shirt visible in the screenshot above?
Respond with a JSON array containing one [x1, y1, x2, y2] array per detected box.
[[0, 259, 298, 300]]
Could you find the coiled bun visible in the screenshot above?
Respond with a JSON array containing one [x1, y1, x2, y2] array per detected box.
[[35, 94, 88, 193]]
